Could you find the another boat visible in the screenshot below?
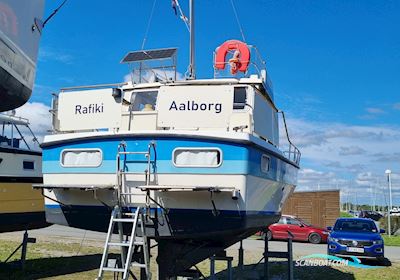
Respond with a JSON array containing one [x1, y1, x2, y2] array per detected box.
[[37, 2, 300, 278], [0, 0, 45, 112], [0, 113, 46, 232]]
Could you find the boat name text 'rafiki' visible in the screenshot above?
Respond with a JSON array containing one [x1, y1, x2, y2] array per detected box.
[[75, 103, 104, 114]]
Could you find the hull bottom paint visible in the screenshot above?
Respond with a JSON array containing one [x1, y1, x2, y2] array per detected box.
[[0, 211, 47, 233], [0, 60, 32, 112], [46, 204, 279, 277], [45, 205, 279, 238]]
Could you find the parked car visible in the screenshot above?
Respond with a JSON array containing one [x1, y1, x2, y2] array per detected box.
[[390, 207, 400, 217], [348, 210, 362, 217], [358, 210, 383, 221], [263, 215, 329, 244], [328, 218, 385, 261]]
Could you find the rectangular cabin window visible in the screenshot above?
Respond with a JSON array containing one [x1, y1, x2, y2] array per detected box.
[[173, 148, 222, 167], [130, 91, 158, 111], [61, 149, 102, 167], [233, 87, 247, 110], [261, 154, 270, 173], [23, 161, 35, 170]]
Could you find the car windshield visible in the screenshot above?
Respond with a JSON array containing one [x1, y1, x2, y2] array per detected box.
[[297, 218, 311, 226], [333, 220, 378, 233]]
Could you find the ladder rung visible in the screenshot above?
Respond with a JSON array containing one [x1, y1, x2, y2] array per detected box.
[[130, 262, 147, 268], [102, 267, 125, 272], [134, 241, 144, 246], [119, 151, 149, 155], [122, 212, 135, 216], [113, 218, 136, 223], [108, 242, 130, 247]]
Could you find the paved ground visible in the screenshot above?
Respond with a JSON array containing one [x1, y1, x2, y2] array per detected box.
[[2, 225, 400, 262]]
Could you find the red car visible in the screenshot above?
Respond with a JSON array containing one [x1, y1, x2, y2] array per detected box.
[[263, 215, 329, 244]]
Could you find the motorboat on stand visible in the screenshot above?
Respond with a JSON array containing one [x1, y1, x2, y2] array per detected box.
[[38, 43, 300, 278], [37, 3, 301, 278], [0, 113, 46, 232]]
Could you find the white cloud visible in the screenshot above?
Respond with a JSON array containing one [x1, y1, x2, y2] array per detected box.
[[338, 146, 366, 156], [38, 47, 74, 64], [285, 118, 400, 204], [365, 107, 384, 114]]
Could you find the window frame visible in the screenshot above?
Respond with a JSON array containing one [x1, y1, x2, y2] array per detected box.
[[129, 90, 159, 112], [23, 160, 35, 171], [277, 217, 286, 224], [286, 217, 301, 226], [261, 154, 270, 173], [233, 87, 249, 111], [172, 147, 223, 168], [60, 148, 103, 168]]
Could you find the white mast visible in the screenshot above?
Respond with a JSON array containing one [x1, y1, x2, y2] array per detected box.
[[188, 0, 196, 79]]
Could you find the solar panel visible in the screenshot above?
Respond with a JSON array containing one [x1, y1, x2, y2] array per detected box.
[[121, 48, 177, 63]]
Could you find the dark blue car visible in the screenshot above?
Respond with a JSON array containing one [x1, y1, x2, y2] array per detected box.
[[327, 218, 385, 261]]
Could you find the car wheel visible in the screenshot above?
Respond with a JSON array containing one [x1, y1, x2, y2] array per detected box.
[[262, 230, 272, 241], [377, 257, 390, 266], [308, 233, 322, 244]]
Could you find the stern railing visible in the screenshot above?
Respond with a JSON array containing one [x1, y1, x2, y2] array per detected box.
[[213, 45, 274, 98], [278, 111, 301, 165]]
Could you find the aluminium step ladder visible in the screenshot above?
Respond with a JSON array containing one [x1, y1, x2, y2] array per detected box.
[[97, 206, 151, 280]]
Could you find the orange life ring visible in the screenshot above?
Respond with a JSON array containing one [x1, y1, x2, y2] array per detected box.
[[215, 40, 250, 74]]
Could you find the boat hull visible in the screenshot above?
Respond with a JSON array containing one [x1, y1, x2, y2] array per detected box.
[[41, 132, 298, 277], [0, 180, 47, 232], [0, 148, 47, 232], [0, 0, 45, 111], [42, 133, 298, 237]]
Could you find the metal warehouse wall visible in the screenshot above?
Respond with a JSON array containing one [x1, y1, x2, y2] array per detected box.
[[282, 190, 340, 228]]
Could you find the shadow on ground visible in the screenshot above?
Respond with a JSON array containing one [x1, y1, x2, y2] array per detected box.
[[0, 253, 110, 280], [209, 260, 356, 280], [360, 257, 392, 267], [0, 254, 389, 279]]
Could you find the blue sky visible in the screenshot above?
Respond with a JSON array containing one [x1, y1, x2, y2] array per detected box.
[[27, 0, 400, 205]]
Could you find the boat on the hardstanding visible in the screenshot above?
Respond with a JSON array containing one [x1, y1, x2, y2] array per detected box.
[[37, 2, 301, 278], [0, 113, 46, 232], [0, 0, 45, 112]]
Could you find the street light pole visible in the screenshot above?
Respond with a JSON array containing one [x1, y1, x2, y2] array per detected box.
[[385, 169, 392, 237]]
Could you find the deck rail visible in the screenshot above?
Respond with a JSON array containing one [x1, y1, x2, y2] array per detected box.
[[213, 45, 274, 98], [278, 111, 301, 165]]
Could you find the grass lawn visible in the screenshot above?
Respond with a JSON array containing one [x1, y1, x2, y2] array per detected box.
[[383, 235, 400, 246], [340, 212, 354, 218], [1, 237, 400, 279]]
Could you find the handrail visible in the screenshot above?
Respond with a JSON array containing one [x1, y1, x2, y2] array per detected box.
[[116, 141, 157, 209], [60, 82, 128, 92], [278, 111, 301, 165]]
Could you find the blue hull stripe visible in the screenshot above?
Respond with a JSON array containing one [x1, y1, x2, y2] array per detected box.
[[42, 136, 298, 184]]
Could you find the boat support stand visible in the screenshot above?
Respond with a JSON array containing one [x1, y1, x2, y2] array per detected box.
[[254, 230, 294, 280], [2, 230, 36, 270]]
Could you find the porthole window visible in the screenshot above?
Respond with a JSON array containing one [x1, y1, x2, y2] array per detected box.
[[261, 154, 270, 173], [61, 149, 102, 167], [173, 148, 222, 167]]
